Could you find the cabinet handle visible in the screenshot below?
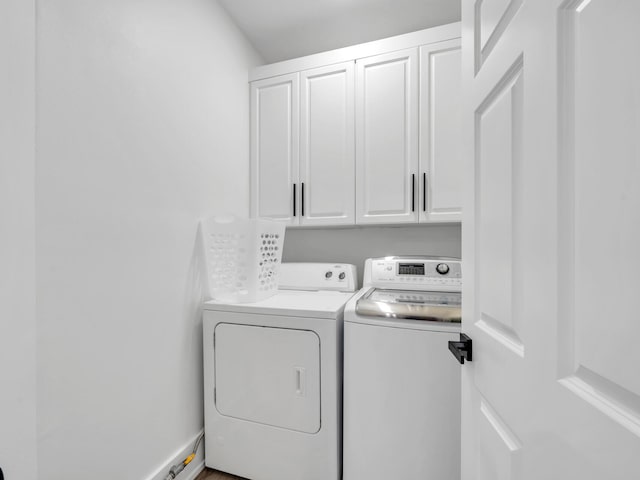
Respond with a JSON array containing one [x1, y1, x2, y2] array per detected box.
[[423, 173, 427, 212], [301, 182, 305, 217], [293, 183, 297, 217], [411, 174, 416, 212]]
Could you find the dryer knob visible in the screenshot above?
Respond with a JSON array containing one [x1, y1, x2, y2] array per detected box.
[[339, 272, 346, 280], [436, 263, 450, 275], [325, 271, 333, 279]]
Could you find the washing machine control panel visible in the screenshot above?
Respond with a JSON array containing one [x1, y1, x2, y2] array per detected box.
[[365, 257, 462, 291]]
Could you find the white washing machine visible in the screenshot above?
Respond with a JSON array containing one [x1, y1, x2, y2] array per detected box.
[[202, 263, 357, 480], [343, 256, 463, 480]]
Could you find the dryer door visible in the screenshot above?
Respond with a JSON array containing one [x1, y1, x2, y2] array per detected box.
[[214, 323, 321, 433]]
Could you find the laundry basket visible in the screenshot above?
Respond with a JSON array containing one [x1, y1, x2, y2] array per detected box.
[[201, 216, 286, 303]]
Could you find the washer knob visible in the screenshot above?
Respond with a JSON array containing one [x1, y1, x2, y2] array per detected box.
[[436, 263, 450, 275], [325, 271, 333, 279], [338, 272, 346, 280]]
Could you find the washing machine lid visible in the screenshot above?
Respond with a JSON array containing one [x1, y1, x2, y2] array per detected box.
[[203, 289, 355, 319], [355, 288, 461, 323]]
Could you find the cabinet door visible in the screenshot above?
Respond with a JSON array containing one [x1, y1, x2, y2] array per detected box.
[[299, 62, 355, 226], [355, 48, 419, 225], [419, 39, 463, 223], [250, 73, 299, 225]]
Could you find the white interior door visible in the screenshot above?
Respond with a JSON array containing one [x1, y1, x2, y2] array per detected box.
[[461, 1, 640, 479]]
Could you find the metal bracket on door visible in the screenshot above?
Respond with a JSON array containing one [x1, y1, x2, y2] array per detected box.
[[448, 333, 473, 364]]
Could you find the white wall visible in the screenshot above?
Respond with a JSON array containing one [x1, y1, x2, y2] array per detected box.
[[35, 1, 261, 478], [282, 225, 461, 286], [0, 0, 38, 478]]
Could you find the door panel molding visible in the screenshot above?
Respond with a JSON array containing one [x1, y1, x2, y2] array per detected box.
[[477, 314, 524, 357], [557, 0, 640, 438], [477, 397, 523, 480], [474, 0, 524, 73], [474, 55, 524, 358], [560, 367, 640, 438]]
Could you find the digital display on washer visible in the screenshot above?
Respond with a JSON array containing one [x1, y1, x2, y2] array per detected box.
[[398, 263, 425, 275]]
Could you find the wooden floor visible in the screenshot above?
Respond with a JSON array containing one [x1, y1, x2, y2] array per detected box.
[[195, 468, 247, 480]]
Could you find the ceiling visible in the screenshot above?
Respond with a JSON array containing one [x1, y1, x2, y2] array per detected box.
[[217, 0, 461, 64]]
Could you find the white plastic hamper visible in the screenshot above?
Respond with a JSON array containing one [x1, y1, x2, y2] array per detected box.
[[201, 217, 285, 303]]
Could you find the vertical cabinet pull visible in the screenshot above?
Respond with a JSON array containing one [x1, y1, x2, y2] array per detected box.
[[293, 183, 297, 217], [423, 173, 427, 212], [301, 182, 305, 217], [411, 174, 416, 212]]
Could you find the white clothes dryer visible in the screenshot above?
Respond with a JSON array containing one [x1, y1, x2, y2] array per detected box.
[[343, 256, 463, 480], [202, 263, 357, 480]]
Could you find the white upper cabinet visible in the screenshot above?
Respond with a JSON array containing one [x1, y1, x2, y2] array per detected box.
[[355, 48, 420, 225], [249, 23, 462, 227], [300, 62, 355, 226], [419, 39, 463, 223], [250, 73, 299, 225]]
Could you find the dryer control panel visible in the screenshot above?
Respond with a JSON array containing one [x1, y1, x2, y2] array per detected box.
[[279, 263, 358, 292], [364, 257, 462, 292]]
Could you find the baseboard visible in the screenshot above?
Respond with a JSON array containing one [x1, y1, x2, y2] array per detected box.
[[144, 430, 206, 480], [183, 460, 206, 480]]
